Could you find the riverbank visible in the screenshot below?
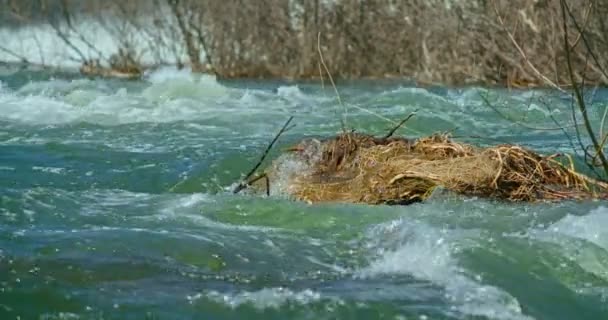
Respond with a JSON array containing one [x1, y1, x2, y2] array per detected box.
[[2, 0, 607, 86]]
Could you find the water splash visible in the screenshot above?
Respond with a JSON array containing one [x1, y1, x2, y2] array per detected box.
[[358, 218, 533, 320], [190, 288, 325, 309], [529, 206, 608, 284], [142, 67, 229, 102]]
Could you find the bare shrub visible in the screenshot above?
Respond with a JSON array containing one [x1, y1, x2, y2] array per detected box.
[[163, 0, 608, 84], [5, 0, 608, 85]]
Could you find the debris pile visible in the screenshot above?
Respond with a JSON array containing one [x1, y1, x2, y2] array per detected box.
[[250, 132, 608, 205]]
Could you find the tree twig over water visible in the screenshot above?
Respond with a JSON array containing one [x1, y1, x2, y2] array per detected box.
[[233, 116, 295, 194]]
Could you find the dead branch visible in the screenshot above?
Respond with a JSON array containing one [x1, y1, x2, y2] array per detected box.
[[0, 46, 29, 64], [479, 91, 580, 131], [563, 1, 608, 83], [561, 0, 608, 176], [317, 32, 346, 132], [383, 110, 418, 139], [233, 116, 295, 194], [49, 21, 87, 62], [167, 0, 202, 70], [493, 0, 565, 92]]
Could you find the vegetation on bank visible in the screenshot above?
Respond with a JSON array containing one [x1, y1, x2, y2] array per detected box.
[[1, 0, 608, 86]]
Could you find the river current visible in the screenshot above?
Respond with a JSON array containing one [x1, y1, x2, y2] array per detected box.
[[1, 66, 607, 319]]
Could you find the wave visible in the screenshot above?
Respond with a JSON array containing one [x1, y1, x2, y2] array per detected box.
[[0, 68, 233, 125], [358, 218, 533, 320], [142, 67, 229, 102], [544, 206, 608, 250], [189, 288, 326, 309], [529, 206, 608, 283]]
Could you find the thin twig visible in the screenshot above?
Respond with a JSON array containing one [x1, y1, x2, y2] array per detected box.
[[49, 22, 87, 62], [317, 32, 346, 132], [569, 1, 593, 50], [314, 38, 414, 134], [236, 173, 271, 196], [383, 110, 418, 139], [0, 46, 29, 63], [478, 91, 579, 131], [233, 116, 294, 194], [493, 1, 565, 92], [318, 60, 325, 89], [242, 116, 294, 181], [563, 0, 608, 83], [59, 1, 107, 64], [245, 173, 268, 186], [540, 98, 600, 177], [600, 106, 608, 138], [541, 99, 582, 155], [560, 0, 608, 177], [570, 97, 593, 162]]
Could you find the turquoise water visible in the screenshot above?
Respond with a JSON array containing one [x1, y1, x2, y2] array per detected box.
[[1, 66, 608, 320]]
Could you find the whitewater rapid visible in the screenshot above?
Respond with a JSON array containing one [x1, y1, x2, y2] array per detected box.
[[2, 65, 608, 319]]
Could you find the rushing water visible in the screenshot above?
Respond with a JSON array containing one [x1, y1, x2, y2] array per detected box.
[[1, 66, 608, 320]]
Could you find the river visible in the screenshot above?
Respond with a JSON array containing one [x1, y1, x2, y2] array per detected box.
[[1, 66, 607, 320]]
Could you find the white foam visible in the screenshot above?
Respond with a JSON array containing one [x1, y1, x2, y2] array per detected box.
[[39, 312, 81, 320], [64, 89, 102, 107], [277, 85, 307, 101], [160, 193, 211, 212], [32, 166, 66, 174], [358, 219, 532, 320], [386, 87, 450, 105], [264, 140, 321, 197], [0, 72, 230, 125], [145, 66, 196, 83], [189, 288, 324, 309], [0, 93, 81, 124], [545, 206, 608, 250], [142, 68, 228, 102], [154, 194, 282, 233], [530, 206, 608, 283]]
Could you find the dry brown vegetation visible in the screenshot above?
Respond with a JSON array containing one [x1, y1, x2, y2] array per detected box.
[[148, 0, 608, 85], [3, 0, 608, 85], [187, 0, 608, 85], [250, 131, 608, 205]]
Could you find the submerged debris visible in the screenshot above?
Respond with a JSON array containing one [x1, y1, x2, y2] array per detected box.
[[250, 132, 608, 205]]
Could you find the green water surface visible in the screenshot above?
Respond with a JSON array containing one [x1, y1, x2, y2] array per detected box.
[[1, 67, 607, 320]]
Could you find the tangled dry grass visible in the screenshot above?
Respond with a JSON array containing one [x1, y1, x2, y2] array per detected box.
[[258, 132, 608, 205]]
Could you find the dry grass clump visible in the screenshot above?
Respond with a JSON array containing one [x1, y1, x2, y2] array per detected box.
[[267, 132, 608, 205]]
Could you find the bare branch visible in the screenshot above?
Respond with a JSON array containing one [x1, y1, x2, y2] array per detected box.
[[233, 116, 295, 194], [0, 45, 29, 64], [493, 0, 565, 92], [560, 0, 608, 175], [563, 0, 608, 83], [479, 91, 580, 131], [384, 110, 418, 139]]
